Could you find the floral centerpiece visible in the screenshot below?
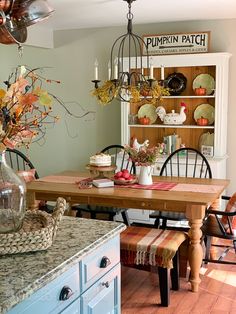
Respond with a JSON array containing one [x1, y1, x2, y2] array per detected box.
[[0, 66, 94, 233], [124, 144, 159, 166], [0, 66, 60, 233], [124, 143, 159, 185]]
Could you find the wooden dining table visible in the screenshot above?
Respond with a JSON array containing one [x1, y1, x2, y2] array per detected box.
[[26, 170, 229, 293]]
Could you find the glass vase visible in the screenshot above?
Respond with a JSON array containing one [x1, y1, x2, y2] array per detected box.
[[138, 165, 153, 185], [0, 150, 26, 233]]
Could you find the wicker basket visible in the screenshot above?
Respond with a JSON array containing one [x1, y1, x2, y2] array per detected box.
[[0, 197, 66, 255]]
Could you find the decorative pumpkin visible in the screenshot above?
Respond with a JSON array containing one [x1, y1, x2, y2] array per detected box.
[[194, 86, 206, 96], [139, 115, 150, 125], [197, 116, 209, 126], [140, 86, 150, 97]]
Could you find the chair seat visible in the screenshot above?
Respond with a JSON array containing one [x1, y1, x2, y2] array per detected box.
[[149, 211, 187, 221], [121, 226, 188, 268], [202, 215, 236, 240]]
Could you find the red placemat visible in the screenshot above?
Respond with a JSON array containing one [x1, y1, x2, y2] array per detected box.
[[116, 181, 177, 191]]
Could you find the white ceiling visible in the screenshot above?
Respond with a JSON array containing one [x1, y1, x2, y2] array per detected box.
[[45, 0, 236, 31]]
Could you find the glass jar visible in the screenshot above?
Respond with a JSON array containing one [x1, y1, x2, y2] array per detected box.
[[0, 150, 26, 233]]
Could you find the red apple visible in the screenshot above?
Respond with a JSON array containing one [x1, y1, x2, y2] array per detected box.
[[122, 172, 130, 179], [122, 169, 129, 174], [127, 175, 133, 180], [115, 171, 123, 178]]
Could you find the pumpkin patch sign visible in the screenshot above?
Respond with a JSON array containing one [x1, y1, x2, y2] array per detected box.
[[142, 32, 210, 55]]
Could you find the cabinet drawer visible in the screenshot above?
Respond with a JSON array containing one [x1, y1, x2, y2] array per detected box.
[[8, 264, 80, 314], [81, 263, 121, 314], [81, 236, 120, 292]]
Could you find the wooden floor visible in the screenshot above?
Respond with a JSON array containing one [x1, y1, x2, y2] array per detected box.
[[121, 247, 236, 314]]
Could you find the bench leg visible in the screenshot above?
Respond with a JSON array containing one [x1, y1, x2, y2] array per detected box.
[[158, 267, 170, 307], [171, 251, 180, 291]]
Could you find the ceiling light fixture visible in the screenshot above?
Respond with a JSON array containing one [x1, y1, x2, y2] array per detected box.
[[92, 0, 168, 105]]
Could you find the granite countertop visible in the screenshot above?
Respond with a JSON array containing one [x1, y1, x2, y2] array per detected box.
[[0, 217, 125, 314]]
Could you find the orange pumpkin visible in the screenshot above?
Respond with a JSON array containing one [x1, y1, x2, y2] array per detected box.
[[139, 116, 150, 125], [197, 116, 209, 126], [194, 86, 206, 96]]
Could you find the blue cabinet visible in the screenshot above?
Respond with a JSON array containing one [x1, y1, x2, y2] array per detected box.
[[7, 235, 121, 314], [81, 264, 120, 314], [8, 264, 81, 314]]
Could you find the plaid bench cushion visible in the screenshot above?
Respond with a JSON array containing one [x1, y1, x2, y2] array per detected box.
[[121, 226, 188, 268]]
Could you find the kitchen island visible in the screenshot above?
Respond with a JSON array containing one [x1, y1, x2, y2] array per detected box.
[[0, 217, 125, 314]]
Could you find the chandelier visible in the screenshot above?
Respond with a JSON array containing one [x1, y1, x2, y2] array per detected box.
[[92, 0, 169, 105]]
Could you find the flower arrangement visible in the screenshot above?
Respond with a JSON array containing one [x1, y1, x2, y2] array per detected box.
[[124, 144, 159, 166], [0, 66, 62, 151]]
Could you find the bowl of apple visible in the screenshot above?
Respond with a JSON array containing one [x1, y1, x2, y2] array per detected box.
[[113, 169, 137, 185]]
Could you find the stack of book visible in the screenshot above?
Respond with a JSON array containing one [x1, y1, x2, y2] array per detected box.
[[92, 178, 114, 188]]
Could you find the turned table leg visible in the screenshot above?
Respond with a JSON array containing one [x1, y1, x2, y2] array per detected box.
[[26, 191, 38, 210], [186, 204, 206, 292]]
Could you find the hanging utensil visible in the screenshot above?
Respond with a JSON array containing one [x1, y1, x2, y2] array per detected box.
[[0, 12, 27, 44], [0, 0, 12, 14], [0, 9, 6, 25], [11, 0, 54, 29]]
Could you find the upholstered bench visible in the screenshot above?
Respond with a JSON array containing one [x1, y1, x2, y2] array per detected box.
[[120, 226, 188, 306]]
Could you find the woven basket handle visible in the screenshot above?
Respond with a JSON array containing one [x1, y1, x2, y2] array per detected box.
[[51, 197, 67, 239]]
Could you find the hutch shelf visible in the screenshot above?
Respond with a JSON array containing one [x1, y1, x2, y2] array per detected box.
[[121, 52, 231, 179], [118, 53, 231, 224]]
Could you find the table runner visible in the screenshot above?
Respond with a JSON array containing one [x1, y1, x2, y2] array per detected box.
[[38, 176, 87, 184], [117, 181, 177, 191], [120, 226, 187, 268], [170, 183, 225, 193], [117, 181, 224, 193]]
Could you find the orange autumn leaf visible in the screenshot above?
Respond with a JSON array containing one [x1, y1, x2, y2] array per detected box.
[[19, 93, 38, 106], [15, 106, 23, 117], [0, 89, 6, 99]]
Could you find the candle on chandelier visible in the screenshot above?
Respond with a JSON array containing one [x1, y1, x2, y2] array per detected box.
[[108, 60, 111, 80], [149, 57, 154, 79], [114, 58, 118, 80], [94, 59, 98, 80], [161, 65, 165, 80]]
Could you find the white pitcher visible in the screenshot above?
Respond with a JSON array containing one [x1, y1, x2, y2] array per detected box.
[[138, 166, 153, 185]]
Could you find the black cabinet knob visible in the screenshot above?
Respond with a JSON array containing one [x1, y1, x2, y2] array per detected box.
[[59, 286, 73, 301], [102, 281, 110, 288], [100, 256, 111, 268]]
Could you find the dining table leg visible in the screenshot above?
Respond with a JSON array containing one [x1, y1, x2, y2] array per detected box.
[[186, 204, 206, 292], [26, 191, 38, 210]]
